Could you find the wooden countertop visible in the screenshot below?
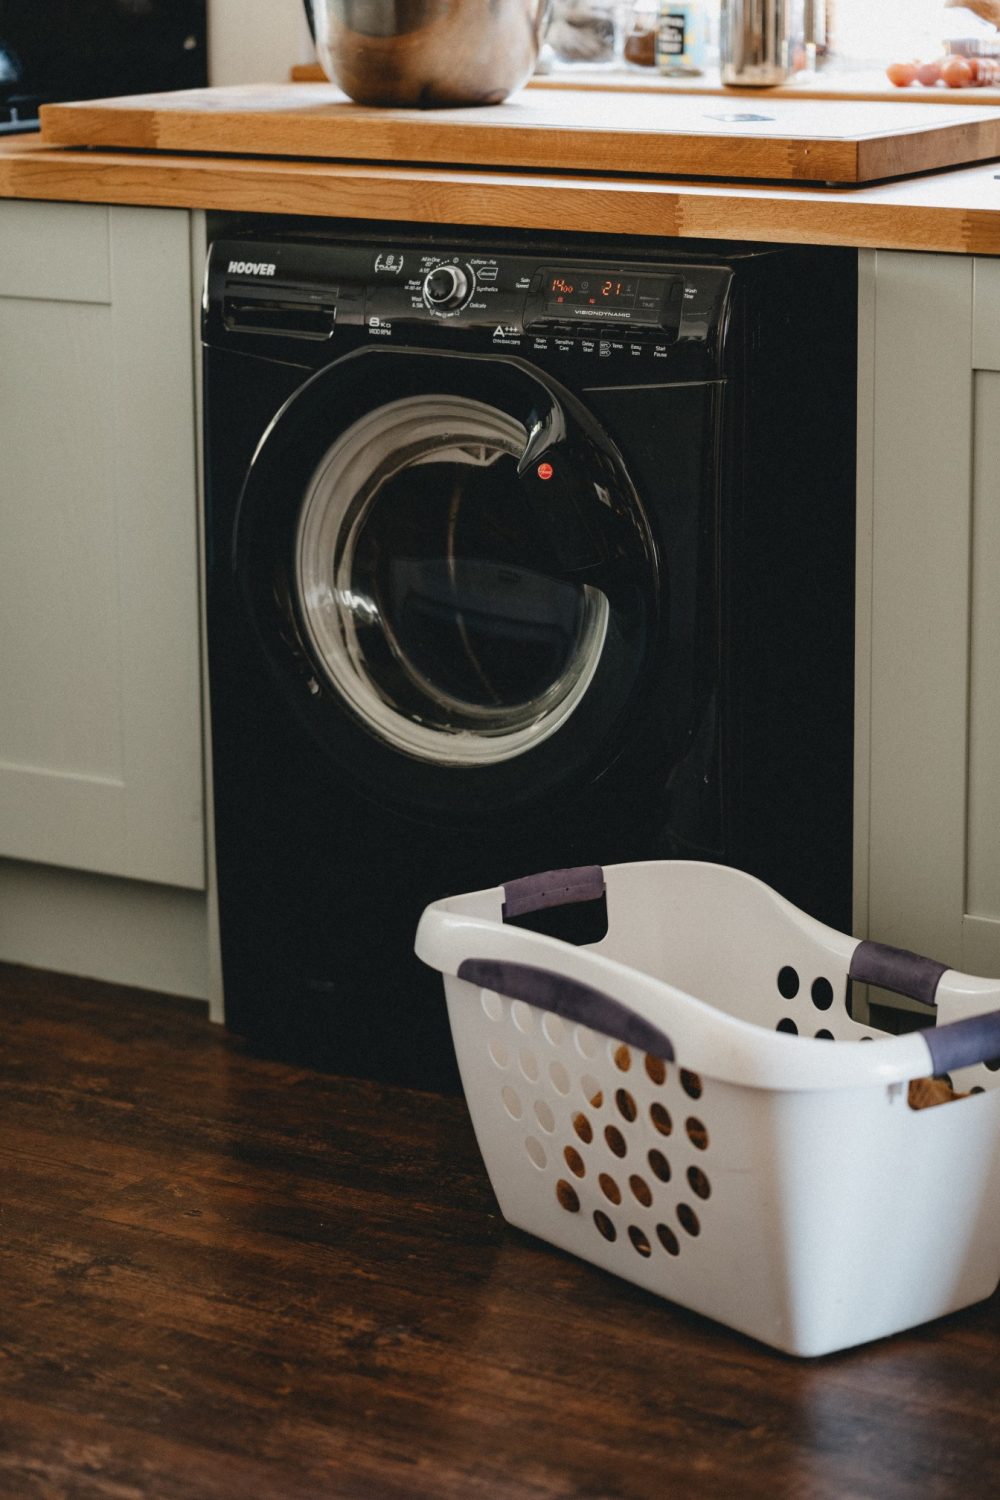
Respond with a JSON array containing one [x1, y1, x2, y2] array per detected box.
[[4, 131, 1000, 255], [4, 961, 1000, 1500]]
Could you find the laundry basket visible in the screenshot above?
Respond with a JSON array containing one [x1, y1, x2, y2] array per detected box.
[[415, 861, 1000, 1357]]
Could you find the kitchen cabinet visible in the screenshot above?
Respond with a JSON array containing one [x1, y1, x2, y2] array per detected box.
[[856, 249, 1000, 979], [0, 200, 211, 997]]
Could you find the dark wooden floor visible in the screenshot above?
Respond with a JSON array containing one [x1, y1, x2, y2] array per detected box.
[[2, 963, 1000, 1500]]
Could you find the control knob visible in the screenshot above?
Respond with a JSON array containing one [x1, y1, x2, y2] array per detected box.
[[423, 263, 473, 311]]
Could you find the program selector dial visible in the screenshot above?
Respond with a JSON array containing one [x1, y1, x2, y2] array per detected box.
[[423, 263, 474, 311]]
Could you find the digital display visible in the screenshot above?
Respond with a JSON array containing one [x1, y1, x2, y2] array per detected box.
[[546, 273, 638, 308]]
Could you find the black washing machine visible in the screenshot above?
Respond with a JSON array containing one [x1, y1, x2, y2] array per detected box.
[[202, 225, 856, 1092]]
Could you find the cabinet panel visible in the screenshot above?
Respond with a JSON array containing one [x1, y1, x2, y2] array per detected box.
[[0, 200, 110, 303], [0, 203, 204, 890], [861, 251, 1000, 981], [0, 299, 121, 776], [972, 258, 1000, 371], [966, 371, 1000, 924], [864, 251, 973, 967]]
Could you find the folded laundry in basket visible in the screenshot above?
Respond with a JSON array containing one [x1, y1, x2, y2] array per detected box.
[[908, 1075, 970, 1109]]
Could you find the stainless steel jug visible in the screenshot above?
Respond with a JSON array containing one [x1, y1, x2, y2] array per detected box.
[[719, 0, 795, 86]]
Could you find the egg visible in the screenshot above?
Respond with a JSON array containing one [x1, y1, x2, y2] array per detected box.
[[917, 60, 942, 85], [941, 55, 973, 87], [886, 61, 919, 86]]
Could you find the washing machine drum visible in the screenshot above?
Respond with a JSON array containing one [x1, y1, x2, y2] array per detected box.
[[235, 347, 660, 814]]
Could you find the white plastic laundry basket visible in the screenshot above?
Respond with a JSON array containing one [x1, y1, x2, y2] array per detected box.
[[415, 861, 1000, 1357]]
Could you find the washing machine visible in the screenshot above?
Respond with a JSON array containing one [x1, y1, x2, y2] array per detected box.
[[202, 225, 856, 1092]]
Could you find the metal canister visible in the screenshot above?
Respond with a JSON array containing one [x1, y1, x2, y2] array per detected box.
[[719, 0, 794, 86]]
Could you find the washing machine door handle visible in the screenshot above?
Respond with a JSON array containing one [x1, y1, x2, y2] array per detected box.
[[509, 388, 631, 581], [516, 395, 569, 478]]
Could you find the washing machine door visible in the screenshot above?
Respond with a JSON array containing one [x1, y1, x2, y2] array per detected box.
[[235, 347, 659, 815]]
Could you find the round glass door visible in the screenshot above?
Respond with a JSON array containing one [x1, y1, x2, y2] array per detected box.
[[295, 393, 610, 765]]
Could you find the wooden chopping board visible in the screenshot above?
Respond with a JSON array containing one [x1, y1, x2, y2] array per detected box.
[[39, 82, 1000, 184]]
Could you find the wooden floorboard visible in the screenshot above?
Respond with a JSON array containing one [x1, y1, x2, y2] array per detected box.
[[1, 961, 999, 1498]]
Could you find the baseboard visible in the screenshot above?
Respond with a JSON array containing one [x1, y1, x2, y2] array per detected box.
[[0, 857, 213, 1003]]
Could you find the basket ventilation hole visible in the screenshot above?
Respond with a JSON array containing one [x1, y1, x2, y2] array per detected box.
[[581, 1075, 603, 1107], [501, 1085, 523, 1119], [628, 1225, 652, 1258], [525, 1136, 547, 1169], [564, 1145, 586, 1178], [572, 1111, 594, 1144], [986, 1057, 1000, 1073], [657, 1223, 680, 1256], [629, 1174, 653, 1207], [599, 1172, 622, 1204], [556, 1179, 580, 1213], [811, 977, 834, 1011], [488, 1038, 509, 1069], [650, 1102, 673, 1136], [604, 1124, 628, 1158], [593, 1210, 617, 1242], [519, 1047, 539, 1082], [613, 1043, 632, 1072], [511, 1000, 534, 1033], [615, 1088, 638, 1122], [686, 1166, 711, 1200], [575, 1025, 599, 1059], [534, 1099, 556, 1133], [776, 1017, 798, 1035], [648, 1149, 671, 1183], [677, 1202, 701, 1237], [815, 1029, 835, 1041], [481, 990, 504, 1022], [971, 1086, 985, 1094], [542, 1013, 566, 1046], [680, 1069, 703, 1100], [644, 1053, 667, 1085], [549, 1060, 571, 1095], [686, 1117, 709, 1150], [777, 966, 800, 999]]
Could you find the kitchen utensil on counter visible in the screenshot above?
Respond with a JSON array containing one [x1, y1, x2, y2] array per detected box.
[[305, 0, 553, 107], [720, 0, 799, 85]]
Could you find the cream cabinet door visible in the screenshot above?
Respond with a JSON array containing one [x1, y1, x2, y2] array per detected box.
[[0, 201, 203, 889], [857, 249, 1000, 977]]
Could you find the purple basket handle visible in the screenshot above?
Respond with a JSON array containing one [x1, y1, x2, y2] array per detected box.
[[850, 939, 1000, 1074], [502, 865, 605, 921], [848, 940, 948, 1005], [457, 958, 675, 1062]]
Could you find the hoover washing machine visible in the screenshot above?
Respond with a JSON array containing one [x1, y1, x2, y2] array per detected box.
[[202, 225, 856, 1092]]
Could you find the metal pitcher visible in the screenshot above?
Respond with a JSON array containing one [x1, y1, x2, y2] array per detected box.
[[719, 0, 796, 86]]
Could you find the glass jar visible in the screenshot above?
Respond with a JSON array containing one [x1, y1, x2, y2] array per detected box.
[[547, 2, 624, 68], [624, 1, 660, 65]]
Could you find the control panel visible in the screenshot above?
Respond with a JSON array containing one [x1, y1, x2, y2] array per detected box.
[[208, 238, 734, 374], [364, 251, 686, 339]]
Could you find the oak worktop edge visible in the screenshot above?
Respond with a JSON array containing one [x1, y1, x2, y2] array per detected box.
[[1, 139, 998, 254]]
